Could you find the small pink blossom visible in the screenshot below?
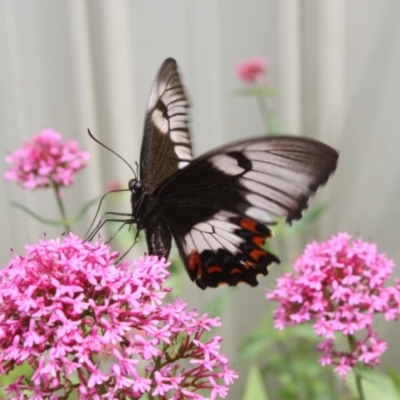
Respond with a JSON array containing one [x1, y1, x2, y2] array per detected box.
[[235, 57, 267, 84], [267, 233, 400, 378], [0, 234, 237, 399], [4, 129, 89, 191]]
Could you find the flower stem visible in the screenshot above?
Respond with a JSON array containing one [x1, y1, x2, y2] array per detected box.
[[52, 181, 71, 233], [255, 93, 280, 136], [347, 334, 366, 400]]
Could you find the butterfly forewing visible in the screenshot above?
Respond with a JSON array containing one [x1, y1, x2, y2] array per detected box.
[[213, 137, 339, 222], [140, 58, 193, 188]]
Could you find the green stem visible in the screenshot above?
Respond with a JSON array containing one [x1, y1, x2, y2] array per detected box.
[[255, 92, 280, 136], [348, 335, 366, 400], [52, 181, 71, 233]]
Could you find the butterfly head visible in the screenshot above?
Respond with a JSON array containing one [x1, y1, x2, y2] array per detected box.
[[129, 178, 143, 195], [129, 178, 149, 228]]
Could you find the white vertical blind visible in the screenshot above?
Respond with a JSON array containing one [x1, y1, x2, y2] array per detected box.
[[277, 0, 302, 134], [67, 1, 102, 198]]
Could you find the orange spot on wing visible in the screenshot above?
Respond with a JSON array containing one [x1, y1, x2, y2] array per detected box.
[[208, 266, 223, 274], [188, 250, 201, 271], [230, 268, 243, 274], [250, 249, 266, 261], [239, 218, 258, 233], [252, 236, 265, 246]]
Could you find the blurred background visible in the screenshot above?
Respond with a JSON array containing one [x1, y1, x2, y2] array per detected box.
[[1, 1, 400, 398]]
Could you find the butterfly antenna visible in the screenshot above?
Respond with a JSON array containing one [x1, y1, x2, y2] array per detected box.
[[135, 162, 139, 180], [87, 129, 136, 177]]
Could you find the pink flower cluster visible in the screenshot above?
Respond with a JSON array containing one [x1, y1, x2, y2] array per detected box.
[[267, 233, 400, 378], [4, 129, 89, 190], [235, 57, 267, 84], [0, 235, 237, 399]]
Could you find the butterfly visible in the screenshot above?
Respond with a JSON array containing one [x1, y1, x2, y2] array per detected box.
[[123, 58, 338, 289]]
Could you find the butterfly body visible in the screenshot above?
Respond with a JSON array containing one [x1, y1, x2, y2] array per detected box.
[[129, 58, 338, 289]]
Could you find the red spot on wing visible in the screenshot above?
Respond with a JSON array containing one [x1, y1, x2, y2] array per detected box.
[[252, 236, 265, 246], [239, 218, 259, 233], [188, 250, 201, 273], [230, 268, 243, 274], [208, 266, 223, 274], [250, 249, 266, 261]]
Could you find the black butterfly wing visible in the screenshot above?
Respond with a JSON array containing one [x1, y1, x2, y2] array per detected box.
[[140, 58, 192, 188], [173, 210, 280, 289], [155, 136, 338, 289]]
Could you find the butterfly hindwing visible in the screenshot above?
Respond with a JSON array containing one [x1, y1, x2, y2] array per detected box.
[[140, 58, 193, 188], [173, 211, 280, 289]]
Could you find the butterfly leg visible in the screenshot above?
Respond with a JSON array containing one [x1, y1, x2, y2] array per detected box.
[[85, 211, 135, 241], [116, 230, 141, 263]]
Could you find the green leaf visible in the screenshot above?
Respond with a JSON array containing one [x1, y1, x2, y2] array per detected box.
[[386, 366, 400, 397], [346, 369, 400, 400], [72, 196, 102, 224], [242, 365, 269, 400], [12, 202, 62, 226], [232, 87, 279, 97]]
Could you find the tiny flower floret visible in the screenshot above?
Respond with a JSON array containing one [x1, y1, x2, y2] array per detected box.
[[0, 234, 237, 398], [4, 129, 89, 190], [267, 233, 399, 378]]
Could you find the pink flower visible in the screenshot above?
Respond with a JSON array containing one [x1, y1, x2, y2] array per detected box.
[[4, 129, 89, 191], [0, 234, 237, 398], [235, 57, 267, 84], [267, 233, 400, 378]]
